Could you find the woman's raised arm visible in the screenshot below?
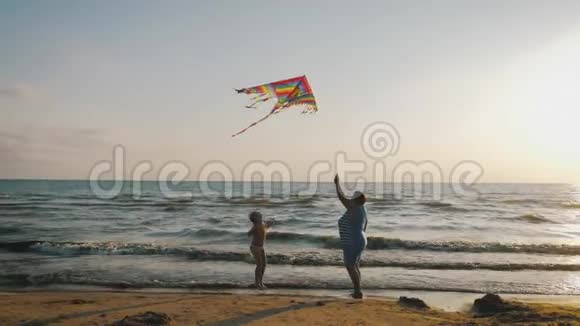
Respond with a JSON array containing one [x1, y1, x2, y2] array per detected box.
[[334, 174, 350, 209]]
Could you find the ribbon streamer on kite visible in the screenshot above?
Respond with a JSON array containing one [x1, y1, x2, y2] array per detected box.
[[232, 75, 318, 137]]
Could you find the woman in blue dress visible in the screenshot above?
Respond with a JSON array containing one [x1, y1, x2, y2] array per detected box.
[[334, 174, 368, 299]]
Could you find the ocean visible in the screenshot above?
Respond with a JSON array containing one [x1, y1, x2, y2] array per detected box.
[[1, 180, 579, 295]]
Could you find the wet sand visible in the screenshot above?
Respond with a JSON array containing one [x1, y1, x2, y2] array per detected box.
[[1, 290, 580, 325]]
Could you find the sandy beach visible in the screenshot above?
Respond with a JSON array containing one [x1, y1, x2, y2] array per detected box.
[[2, 290, 580, 325]]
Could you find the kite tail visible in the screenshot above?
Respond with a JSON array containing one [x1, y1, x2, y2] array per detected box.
[[245, 97, 271, 109], [301, 105, 317, 114], [231, 111, 277, 137], [232, 104, 284, 137], [250, 93, 268, 101]]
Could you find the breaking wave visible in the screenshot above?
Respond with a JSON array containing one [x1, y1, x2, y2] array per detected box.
[[515, 214, 558, 224], [2, 238, 580, 259], [561, 202, 580, 209]]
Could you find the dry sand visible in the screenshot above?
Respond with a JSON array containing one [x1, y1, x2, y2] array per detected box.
[[1, 290, 579, 325]]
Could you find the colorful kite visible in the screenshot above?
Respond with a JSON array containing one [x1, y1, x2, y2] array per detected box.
[[232, 75, 318, 137]]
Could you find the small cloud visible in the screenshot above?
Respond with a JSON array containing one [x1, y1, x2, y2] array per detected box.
[[0, 126, 112, 178], [0, 85, 39, 101], [0, 131, 30, 143], [0, 126, 111, 159], [0, 87, 23, 99]]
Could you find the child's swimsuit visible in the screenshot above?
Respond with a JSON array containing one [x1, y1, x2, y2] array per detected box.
[[251, 224, 266, 247], [338, 205, 367, 266]]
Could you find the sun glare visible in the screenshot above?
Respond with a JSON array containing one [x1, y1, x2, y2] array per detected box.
[[507, 30, 580, 160]]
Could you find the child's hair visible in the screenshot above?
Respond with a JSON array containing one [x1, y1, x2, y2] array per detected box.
[[249, 211, 262, 224]]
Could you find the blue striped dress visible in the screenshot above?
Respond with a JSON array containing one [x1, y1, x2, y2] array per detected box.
[[338, 205, 367, 266]]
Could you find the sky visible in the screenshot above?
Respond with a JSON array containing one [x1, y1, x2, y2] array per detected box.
[[1, 0, 579, 183]]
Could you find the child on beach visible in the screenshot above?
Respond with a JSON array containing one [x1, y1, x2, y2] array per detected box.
[[247, 211, 273, 289]]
